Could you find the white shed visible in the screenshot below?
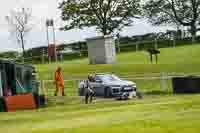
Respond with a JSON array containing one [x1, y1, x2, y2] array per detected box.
[[86, 35, 116, 64]]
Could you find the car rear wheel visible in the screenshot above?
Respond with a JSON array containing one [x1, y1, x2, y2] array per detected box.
[[104, 87, 112, 98]]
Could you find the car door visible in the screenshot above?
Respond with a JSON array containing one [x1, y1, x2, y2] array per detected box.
[[90, 76, 103, 96]]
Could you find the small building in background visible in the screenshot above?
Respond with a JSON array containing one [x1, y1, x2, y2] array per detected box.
[[86, 35, 116, 64]]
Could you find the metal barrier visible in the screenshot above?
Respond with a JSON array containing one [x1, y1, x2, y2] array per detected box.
[[37, 73, 200, 105], [39, 79, 80, 97]]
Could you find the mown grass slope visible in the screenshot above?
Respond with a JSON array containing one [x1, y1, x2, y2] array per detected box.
[[36, 44, 200, 95], [1, 95, 200, 133], [37, 44, 200, 80]]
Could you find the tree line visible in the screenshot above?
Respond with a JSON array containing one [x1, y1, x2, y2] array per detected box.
[[60, 0, 200, 42], [1, 30, 197, 60], [5, 0, 200, 59]]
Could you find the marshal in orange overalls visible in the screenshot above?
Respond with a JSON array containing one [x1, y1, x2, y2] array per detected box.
[[54, 67, 65, 96]]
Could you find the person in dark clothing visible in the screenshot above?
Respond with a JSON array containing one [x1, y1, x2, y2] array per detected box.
[[85, 75, 94, 104]]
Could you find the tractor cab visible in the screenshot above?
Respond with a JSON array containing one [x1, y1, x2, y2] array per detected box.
[[0, 60, 41, 112], [0, 60, 38, 96]]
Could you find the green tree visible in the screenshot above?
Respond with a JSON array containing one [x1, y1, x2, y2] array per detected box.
[[6, 8, 33, 59], [0, 51, 19, 59], [143, 0, 200, 42], [59, 0, 141, 35]]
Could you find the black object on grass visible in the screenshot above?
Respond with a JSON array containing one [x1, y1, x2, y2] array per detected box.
[[147, 48, 160, 63]]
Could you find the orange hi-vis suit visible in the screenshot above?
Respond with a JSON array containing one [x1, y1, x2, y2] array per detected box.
[[54, 71, 64, 88]]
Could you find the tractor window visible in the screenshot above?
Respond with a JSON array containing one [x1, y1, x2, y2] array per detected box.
[[16, 67, 24, 94], [24, 70, 32, 90], [16, 67, 23, 85]]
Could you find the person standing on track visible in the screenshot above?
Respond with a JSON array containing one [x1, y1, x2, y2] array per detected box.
[[54, 67, 65, 96]]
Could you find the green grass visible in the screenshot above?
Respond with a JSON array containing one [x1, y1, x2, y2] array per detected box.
[[1, 44, 200, 133], [1, 95, 200, 133], [36, 44, 200, 80], [36, 44, 200, 96]]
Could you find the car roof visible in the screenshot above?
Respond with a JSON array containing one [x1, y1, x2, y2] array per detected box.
[[95, 73, 110, 76], [95, 73, 116, 77]]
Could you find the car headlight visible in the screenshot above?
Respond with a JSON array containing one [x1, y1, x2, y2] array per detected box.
[[132, 84, 137, 88]]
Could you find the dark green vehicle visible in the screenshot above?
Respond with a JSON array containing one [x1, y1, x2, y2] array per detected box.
[[0, 59, 43, 112]]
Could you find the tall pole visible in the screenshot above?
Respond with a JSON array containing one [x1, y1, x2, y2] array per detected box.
[[116, 33, 120, 53], [52, 21, 57, 62], [46, 22, 50, 63]]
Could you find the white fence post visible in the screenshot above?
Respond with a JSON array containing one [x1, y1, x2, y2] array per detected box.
[[41, 80, 47, 96], [154, 38, 158, 49], [160, 73, 167, 90], [136, 42, 139, 51]]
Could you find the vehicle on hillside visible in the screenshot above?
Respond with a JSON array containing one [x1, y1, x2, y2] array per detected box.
[[78, 74, 142, 99]]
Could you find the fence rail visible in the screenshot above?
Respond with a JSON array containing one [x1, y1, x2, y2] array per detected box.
[[12, 38, 200, 64]]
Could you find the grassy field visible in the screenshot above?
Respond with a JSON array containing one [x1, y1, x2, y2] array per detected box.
[[37, 44, 200, 96], [1, 44, 200, 133], [37, 44, 200, 80], [1, 95, 200, 133]]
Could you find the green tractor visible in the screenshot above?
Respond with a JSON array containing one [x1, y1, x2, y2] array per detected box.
[[0, 59, 44, 112]]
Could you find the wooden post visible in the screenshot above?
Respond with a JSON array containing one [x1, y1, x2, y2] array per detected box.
[[173, 39, 176, 48], [136, 42, 139, 51], [49, 57, 51, 64], [60, 54, 63, 62], [30, 51, 33, 64], [160, 73, 167, 90], [41, 80, 47, 97], [154, 38, 158, 49], [42, 49, 45, 64], [116, 33, 121, 53], [117, 38, 120, 53], [173, 33, 176, 48]]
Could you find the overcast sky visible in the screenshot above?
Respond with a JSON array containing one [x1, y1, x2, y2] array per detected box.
[[0, 0, 172, 52]]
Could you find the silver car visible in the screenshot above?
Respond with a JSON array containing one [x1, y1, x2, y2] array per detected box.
[[79, 74, 139, 98]]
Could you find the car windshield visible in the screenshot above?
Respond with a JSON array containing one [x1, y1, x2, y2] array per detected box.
[[98, 74, 121, 82]]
